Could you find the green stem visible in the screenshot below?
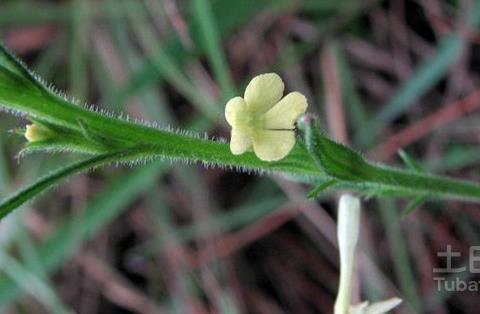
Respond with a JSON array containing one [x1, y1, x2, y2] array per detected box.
[[4, 83, 480, 202], [300, 115, 480, 203], [2, 43, 480, 211], [369, 165, 480, 202], [0, 76, 321, 177]]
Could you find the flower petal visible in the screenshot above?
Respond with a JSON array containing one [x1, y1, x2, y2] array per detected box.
[[244, 73, 284, 113], [335, 194, 361, 314], [264, 92, 308, 130], [225, 96, 247, 127], [252, 130, 295, 161], [349, 301, 369, 314], [364, 298, 402, 314], [230, 128, 252, 155]]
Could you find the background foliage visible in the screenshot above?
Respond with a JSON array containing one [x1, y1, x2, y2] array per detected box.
[[1, 0, 480, 313]]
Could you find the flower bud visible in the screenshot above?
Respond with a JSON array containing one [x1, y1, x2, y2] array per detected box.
[[24, 124, 53, 142]]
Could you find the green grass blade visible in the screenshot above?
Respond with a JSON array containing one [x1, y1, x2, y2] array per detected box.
[[118, 0, 287, 102], [0, 136, 10, 195], [138, 195, 286, 259], [425, 147, 480, 172], [357, 2, 480, 146], [0, 161, 164, 307], [69, 0, 89, 100], [336, 45, 368, 137], [379, 199, 421, 312], [192, 0, 235, 99], [0, 43, 48, 94], [99, 1, 173, 123], [0, 249, 73, 314], [0, 1, 146, 25], [122, 0, 219, 119]]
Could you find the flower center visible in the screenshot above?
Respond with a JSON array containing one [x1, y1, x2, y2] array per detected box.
[[236, 109, 265, 134]]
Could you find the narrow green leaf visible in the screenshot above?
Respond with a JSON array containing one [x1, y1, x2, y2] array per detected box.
[[300, 115, 372, 181], [0, 150, 140, 220], [397, 150, 429, 216], [0, 43, 47, 94], [398, 149, 425, 173], [401, 194, 428, 217], [308, 179, 337, 199]]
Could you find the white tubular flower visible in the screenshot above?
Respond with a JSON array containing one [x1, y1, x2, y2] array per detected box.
[[225, 73, 308, 162], [334, 194, 402, 314], [335, 194, 361, 314]]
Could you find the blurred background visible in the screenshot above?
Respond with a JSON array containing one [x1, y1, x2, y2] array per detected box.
[[1, 0, 480, 313]]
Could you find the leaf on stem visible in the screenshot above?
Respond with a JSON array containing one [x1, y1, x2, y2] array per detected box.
[[401, 195, 428, 217], [299, 114, 480, 202], [308, 179, 337, 199], [0, 150, 141, 220], [398, 149, 426, 174], [299, 114, 371, 181], [0, 43, 48, 94]]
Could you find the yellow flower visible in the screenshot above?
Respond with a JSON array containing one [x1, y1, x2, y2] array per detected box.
[[225, 73, 308, 161], [24, 124, 53, 142], [335, 194, 402, 314]]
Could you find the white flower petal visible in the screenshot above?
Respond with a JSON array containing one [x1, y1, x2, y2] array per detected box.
[[230, 128, 252, 155], [338, 195, 361, 257], [264, 92, 308, 130], [364, 298, 402, 314], [335, 195, 361, 314], [252, 130, 295, 161], [225, 96, 247, 127], [349, 301, 369, 314], [244, 73, 284, 113]]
